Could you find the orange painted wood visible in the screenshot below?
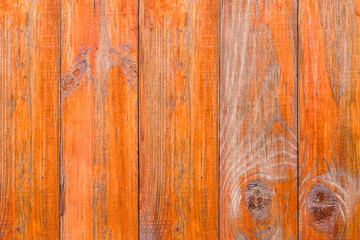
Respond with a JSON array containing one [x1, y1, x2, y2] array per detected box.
[[220, 0, 298, 239], [0, 1, 60, 239], [139, 0, 219, 238], [299, 0, 360, 239], [60, 0, 138, 239], [2, 1, 360, 239]]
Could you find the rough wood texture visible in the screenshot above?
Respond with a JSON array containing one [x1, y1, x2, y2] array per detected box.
[[139, 0, 219, 239], [60, 0, 138, 239], [2, 1, 360, 239], [220, 0, 298, 239], [299, 0, 360, 239], [0, 1, 60, 239]]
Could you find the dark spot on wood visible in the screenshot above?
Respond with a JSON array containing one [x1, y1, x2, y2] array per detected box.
[[61, 47, 90, 101], [306, 184, 338, 224], [243, 179, 272, 220], [60, 175, 66, 217], [305, 183, 345, 239]]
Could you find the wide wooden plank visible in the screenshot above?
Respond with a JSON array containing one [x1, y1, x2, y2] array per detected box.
[[139, 0, 219, 238], [0, 1, 60, 239], [299, 0, 360, 239], [220, 0, 298, 239], [60, 0, 138, 239]]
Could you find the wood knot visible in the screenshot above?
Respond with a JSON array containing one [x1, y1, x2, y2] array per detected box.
[[304, 183, 346, 239], [61, 47, 90, 101], [306, 184, 338, 224], [243, 179, 272, 220]]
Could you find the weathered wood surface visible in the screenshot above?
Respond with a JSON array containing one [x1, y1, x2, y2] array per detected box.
[[299, 0, 360, 239], [60, 0, 138, 239], [139, 0, 219, 239], [0, 1, 60, 239], [220, 0, 298, 239], [2, 1, 360, 239]]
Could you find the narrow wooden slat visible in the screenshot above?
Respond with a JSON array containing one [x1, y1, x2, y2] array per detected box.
[[299, 0, 360, 239], [139, 0, 219, 238], [220, 0, 298, 239], [0, 1, 60, 239], [60, 0, 138, 239]]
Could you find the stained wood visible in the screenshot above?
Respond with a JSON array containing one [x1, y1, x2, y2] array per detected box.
[[220, 0, 298, 239], [299, 0, 360, 239], [60, 0, 138, 239], [0, 1, 60, 238], [2, 1, 360, 239], [139, 0, 219, 238]]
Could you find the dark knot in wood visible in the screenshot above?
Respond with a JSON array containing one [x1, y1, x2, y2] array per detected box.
[[306, 184, 338, 224], [243, 179, 272, 220], [61, 47, 90, 101], [304, 183, 346, 239]]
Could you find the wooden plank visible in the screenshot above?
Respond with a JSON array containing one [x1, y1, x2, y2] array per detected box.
[[299, 0, 360, 239], [220, 0, 298, 239], [0, 0, 60, 239], [60, 0, 138, 239], [139, 0, 219, 238]]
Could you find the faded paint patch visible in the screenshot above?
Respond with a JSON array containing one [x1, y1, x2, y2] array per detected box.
[[319, 0, 354, 103], [220, 1, 297, 239], [110, 44, 137, 89]]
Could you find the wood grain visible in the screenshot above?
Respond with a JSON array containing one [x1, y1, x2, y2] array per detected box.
[[220, 0, 298, 239], [60, 0, 138, 239], [2, 1, 359, 239], [139, 0, 219, 239], [0, 0, 60, 239], [299, 0, 360, 239]]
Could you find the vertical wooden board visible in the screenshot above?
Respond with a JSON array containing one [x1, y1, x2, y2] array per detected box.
[[299, 0, 360, 239], [220, 0, 298, 239], [139, 0, 219, 239], [60, 0, 138, 239], [0, 0, 60, 239]]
